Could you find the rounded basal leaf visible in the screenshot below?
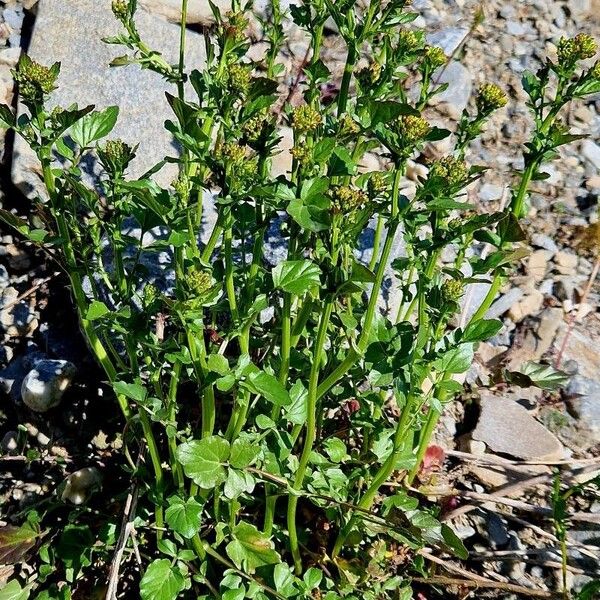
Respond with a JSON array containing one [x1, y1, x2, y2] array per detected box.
[[272, 260, 322, 296], [165, 496, 202, 539], [246, 371, 291, 406], [229, 439, 260, 469], [140, 559, 187, 600], [225, 522, 280, 574], [176, 436, 230, 489]]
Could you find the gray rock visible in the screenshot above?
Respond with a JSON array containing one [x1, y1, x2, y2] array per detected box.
[[472, 393, 565, 461], [434, 61, 472, 114], [485, 286, 524, 320], [426, 27, 469, 55], [565, 375, 600, 448], [581, 140, 600, 170], [530, 233, 558, 254], [12, 0, 207, 198], [486, 513, 510, 548], [1, 431, 18, 454], [61, 467, 102, 505], [1, 286, 39, 337], [0, 350, 46, 401], [21, 359, 77, 412], [479, 183, 504, 202]]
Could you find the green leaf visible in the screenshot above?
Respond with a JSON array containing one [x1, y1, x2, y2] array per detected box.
[[441, 524, 468, 559], [432, 344, 474, 374], [505, 361, 570, 391], [246, 371, 291, 406], [140, 559, 187, 600], [0, 104, 16, 129], [69, 106, 119, 147], [207, 354, 230, 376], [226, 522, 280, 574], [322, 438, 348, 463], [0, 523, 40, 564], [303, 568, 323, 591], [368, 101, 418, 127], [272, 260, 322, 296], [165, 496, 202, 539], [223, 469, 255, 500], [284, 381, 307, 425], [85, 300, 110, 321], [0, 581, 30, 600], [229, 439, 260, 469], [176, 436, 230, 489], [113, 381, 147, 403], [461, 319, 503, 343]]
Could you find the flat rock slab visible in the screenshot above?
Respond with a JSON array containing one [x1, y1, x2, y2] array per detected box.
[[472, 393, 564, 461], [11, 0, 206, 198]]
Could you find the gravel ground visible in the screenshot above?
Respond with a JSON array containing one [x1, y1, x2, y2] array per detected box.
[[0, 0, 599, 597]]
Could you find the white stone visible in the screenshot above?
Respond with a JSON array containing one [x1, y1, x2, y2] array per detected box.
[[21, 359, 77, 412], [582, 140, 600, 170]]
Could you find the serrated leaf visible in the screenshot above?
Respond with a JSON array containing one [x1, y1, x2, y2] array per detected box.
[[140, 559, 187, 600], [176, 436, 230, 489], [272, 260, 322, 296], [505, 361, 570, 391], [165, 496, 202, 539], [69, 106, 119, 147], [226, 522, 280, 574]]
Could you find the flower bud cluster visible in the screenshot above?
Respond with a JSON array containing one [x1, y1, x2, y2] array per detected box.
[[292, 105, 322, 134], [429, 156, 469, 186], [188, 270, 213, 297], [557, 33, 597, 66], [329, 185, 368, 214], [223, 11, 249, 44], [476, 83, 507, 116], [424, 46, 447, 70], [356, 61, 382, 88], [226, 64, 251, 95], [98, 139, 136, 175], [395, 115, 430, 144], [367, 172, 387, 199], [111, 0, 129, 21], [441, 279, 464, 302], [13, 56, 58, 102]]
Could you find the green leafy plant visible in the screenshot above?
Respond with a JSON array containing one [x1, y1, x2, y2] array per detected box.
[[2, 0, 600, 597]]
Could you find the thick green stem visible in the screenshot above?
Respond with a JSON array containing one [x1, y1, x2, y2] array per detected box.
[[287, 299, 333, 573], [337, 44, 357, 116]]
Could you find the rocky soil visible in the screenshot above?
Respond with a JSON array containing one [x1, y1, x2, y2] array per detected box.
[[1, 0, 600, 597]]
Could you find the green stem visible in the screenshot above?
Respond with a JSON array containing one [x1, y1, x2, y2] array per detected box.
[[287, 299, 333, 574], [337, 43, 357, 116]]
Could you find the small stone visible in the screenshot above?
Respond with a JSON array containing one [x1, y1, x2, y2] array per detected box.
[[426, 27, 469, 55], [507, 289, 544, 322], [479, 183, 505, 202], [527, 250, 550, 281], [472, 393, 564, 461], [530, 233, 558, 254], [581, 140, 600, 170], [486, 287, 524, 320], [61, 467, 102, 505], [486, 513, 510, 548], [505, 20, 526, 36], [1, 287, 39, 337], [21, 359, 77, 412], [565, 375, 600, 448], [555, 251, 578, 275], [433, 61, 472, 115], [1, 431, 18, 454]]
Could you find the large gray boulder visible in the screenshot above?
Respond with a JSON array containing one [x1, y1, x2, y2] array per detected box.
[[11, 0, 206, 198]]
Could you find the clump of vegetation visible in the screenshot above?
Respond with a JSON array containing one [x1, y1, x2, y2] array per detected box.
[[2, 0, 600, 598]]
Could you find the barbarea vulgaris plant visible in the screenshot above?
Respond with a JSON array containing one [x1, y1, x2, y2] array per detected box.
[[2, 0, 600, 597]]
